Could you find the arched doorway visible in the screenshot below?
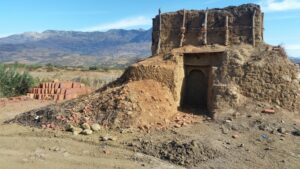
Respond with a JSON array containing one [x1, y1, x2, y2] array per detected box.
[[182, 69, 208, 111]]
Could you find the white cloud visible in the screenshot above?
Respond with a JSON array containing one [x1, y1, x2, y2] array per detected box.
[[82, 16, 151, 32], [284, 44, 300, 57], [266, 14, 300, 20], [260, 0, 300, 12], [285, 44, 300, 50]]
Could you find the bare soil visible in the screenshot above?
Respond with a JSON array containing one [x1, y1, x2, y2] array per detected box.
[[1, 98, 299, 169]]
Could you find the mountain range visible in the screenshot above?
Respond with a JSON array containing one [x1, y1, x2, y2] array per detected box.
[[0, 29, 152, 67], [290, 57, 300, 65], [0, 29, 299, 67]]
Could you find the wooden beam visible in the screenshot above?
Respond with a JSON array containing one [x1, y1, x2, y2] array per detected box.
[[252, 10, 256, 47], [261, 12, 264, 41], [156, 9, 161, 54], [179, 10, 186, 47], [203, 10, 208, 45], [225, 15, 229, 46]]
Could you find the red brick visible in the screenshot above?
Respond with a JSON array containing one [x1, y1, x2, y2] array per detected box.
[[261, 109, 275, 114], [58, 94, 65, 101]]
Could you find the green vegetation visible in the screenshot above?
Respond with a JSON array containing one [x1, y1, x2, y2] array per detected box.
[[0, 64, 35, 97], [2, 62, 126, 72], [0, 62, 124, 94]]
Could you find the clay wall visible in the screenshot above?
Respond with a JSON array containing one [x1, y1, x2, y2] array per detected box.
[[152, 4, 263, 55]]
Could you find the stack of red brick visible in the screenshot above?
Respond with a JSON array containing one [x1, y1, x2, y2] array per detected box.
[[27, 81, 92, 101]]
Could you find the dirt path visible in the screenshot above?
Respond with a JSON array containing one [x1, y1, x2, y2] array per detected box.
[[0, 99, 53, 123]]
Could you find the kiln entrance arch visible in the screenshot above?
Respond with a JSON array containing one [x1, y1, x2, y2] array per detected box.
[[180, 51, 225, 115], [183, 69, 208, 110]]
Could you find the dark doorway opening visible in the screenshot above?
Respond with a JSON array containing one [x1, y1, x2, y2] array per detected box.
[[180, 52, 225, 116], [182, 68, 208, 114]]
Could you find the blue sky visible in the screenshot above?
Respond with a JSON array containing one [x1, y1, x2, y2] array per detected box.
[[0, 0, 300, 57]]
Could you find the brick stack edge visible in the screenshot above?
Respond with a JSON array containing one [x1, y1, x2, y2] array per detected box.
[[27, 81, 92, 101]]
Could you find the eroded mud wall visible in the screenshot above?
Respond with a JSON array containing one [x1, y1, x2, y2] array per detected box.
[[152, 4, 263, 55]]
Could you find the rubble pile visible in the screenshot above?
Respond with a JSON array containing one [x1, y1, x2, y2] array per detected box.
[[133, 139, 222, 167], [10, 80, 191, 130]]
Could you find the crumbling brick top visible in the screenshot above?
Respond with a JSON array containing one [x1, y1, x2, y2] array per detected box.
[[152, 4, 264, 55]]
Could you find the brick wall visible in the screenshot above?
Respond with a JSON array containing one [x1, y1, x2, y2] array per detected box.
[[27, 81, 92, 101]]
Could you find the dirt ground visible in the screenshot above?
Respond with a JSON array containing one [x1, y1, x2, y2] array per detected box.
[[0, 99, 182, 169], [0, 98, 299, 169]]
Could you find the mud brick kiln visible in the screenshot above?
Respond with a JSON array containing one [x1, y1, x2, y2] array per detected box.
[[121, 4, 300, 117]]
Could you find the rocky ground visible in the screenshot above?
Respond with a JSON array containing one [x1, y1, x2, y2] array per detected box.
[[0, 98, 299, 169]]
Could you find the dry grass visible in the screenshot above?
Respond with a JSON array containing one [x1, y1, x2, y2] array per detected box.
[[29, 69, 123, 89]]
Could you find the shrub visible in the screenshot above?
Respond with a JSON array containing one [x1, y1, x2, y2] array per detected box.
[[45, 63, 54, 72], [0, 64, 34, 97], [88, 66, 98, 71]]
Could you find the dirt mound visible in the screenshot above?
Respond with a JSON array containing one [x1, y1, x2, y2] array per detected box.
[[8, 80, 180, 129], [133, 139, 222, 167]]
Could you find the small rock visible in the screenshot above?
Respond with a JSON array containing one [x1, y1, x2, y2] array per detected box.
[[232, 112, 240, 118], [66, 124, 83, 135], [232, 134, 239, 139], [191, 140, 197, 146], [81, 129, 93, 135], [277, 127, 286, 134], [65, 124, 74, 131], [238, 143, 244, 148], [72, 127, 83, 133], [221, 126, 229, 134], [231, 125, 239, 131], [292, 129, 300, 136], [73, 130, 81, 136], [91, 123, 101, 131], [49, 146, 60, 152], [100, 136, 109, 141], [81, 123, 91, 130], [100, 135, 117, 141], [225, 119, 232, 123], [110, 137, 117, 141], [103, 149, 110, 154], [258, 124, 274, 132], [264, 147, 274, 151]]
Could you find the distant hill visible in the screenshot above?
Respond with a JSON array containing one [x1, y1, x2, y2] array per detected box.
[[1, 30, 299, 67], [290, 57, 300, 65], [0, 29, 152, 67]]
